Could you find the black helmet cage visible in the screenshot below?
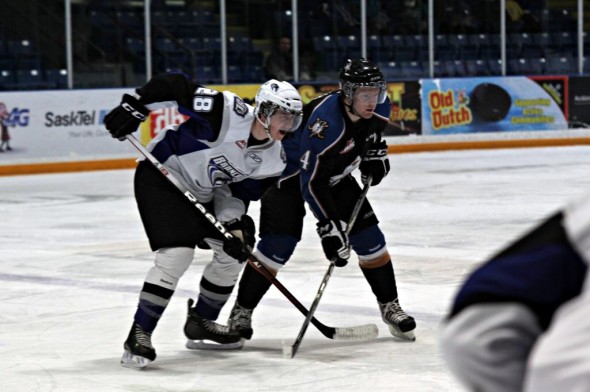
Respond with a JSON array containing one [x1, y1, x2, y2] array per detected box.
[[339, 58, 387, 104]]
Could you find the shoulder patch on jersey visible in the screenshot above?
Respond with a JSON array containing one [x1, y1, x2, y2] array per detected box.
[[233, 96, 248, 118], [308, 118, 328, 139]]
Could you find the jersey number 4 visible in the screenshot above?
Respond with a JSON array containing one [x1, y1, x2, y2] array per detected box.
[[300, 150, 311, 171]]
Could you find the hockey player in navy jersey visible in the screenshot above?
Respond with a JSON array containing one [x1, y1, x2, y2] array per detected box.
[[226, 58, 416, 343], [104, 73, 302, 368], [441, 195, 590, 391]]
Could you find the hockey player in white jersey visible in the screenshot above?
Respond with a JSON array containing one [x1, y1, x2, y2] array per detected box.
[[440, 195, 590, 391], [104, 73, 302, 369]]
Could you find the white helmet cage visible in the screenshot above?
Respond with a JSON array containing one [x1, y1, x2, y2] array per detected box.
[[254, 79, 303, 132]]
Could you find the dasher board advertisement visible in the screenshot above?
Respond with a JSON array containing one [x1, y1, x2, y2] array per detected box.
[[421, 76, 568, 135]]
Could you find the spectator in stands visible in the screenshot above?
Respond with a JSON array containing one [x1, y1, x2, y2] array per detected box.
[[396, 0, 428, 35], [367, 0, 392, 35], [0, 102, 12, 152], [506, 0, 541, 33], [264, 35, 293, 81]]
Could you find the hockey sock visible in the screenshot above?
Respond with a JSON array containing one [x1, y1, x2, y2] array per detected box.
[[236, 262, 272, 310], [134, 282, 175, 332], [194, 277, 235, 320], [360, 260, 399, 304]]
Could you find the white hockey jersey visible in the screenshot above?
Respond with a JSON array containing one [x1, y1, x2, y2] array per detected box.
[[136, 73, 286, 221]]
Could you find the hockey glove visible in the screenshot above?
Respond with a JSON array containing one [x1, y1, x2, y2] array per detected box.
[[360, 140, 390, 186], [317, 219, 350, 267], [104, 94, 150, 140], [223, 215, 256, 263]]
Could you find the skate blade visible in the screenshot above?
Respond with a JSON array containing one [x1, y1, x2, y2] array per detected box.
[[185, 338, 244, 350], [120, 350, 152, 369], [388, 325, 416, 341]]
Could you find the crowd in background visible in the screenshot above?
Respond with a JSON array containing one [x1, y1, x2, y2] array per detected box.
[[0, 0, 585, 90]]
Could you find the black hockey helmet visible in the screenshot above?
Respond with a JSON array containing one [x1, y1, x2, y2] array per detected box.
[[339, 58, 387, 104]]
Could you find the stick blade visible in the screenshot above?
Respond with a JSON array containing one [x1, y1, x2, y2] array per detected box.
[[332, 323, 379, 341]]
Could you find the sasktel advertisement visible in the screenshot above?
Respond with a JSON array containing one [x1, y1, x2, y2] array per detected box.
[[0, 88, 135, 164], [421, 76, 568, 134]]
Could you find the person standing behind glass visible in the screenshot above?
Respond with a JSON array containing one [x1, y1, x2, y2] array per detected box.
[[264, 35, 293, 81]]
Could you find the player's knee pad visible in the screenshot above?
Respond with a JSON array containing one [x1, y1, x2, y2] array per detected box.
[[255, 234, 299, 270], [201, 238, 244, 287], [153, 247, 195, 278], [145, 247, 195, 290], [350, 225, 388, 262]]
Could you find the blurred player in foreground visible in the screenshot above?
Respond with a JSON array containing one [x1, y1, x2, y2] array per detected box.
[[441, 195, 590, 391]]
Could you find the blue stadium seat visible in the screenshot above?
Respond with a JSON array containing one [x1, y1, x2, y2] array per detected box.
[[546, 55, 576, 75], [516, 58, 541, 75], [464, 59, 489, 76], [15, 69, 50, 89], [195, 66, 220, 84], [487, 58, 502, 75], [45, 69, 68, 89], [378, 61, 402, 80], [405, 35, 426, 48], [0, 69, 16, 89], [227, 65, 243, 83], [467, 34, 490, 49], [382, 35, 405, 49], [126, 38, 145, 55], [400, 61, 425, 78], [336, 35, 359, 50], [393, 46, 415, 62]]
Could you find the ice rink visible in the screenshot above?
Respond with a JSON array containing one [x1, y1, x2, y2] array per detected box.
[[2, 145, 590, 392]]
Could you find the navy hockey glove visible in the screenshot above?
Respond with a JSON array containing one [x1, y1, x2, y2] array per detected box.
[[223, 215, 256, 263], [317, 219, 350, 267], [360, 140, 390, 186], [104, 94, 149, 140]]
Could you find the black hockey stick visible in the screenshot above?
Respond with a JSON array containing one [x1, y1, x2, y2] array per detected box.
[[124, 135, 377, 342], [288, 176, 375, 358]]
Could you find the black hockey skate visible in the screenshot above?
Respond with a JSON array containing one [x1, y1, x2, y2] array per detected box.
[[184, 298, 243, 350], [379, 299, 416, 341], [228, 302, 254, 340], [121, 323, 156, 369]]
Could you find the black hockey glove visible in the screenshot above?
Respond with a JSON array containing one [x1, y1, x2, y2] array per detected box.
[[104, 94, 150, 140], [360, 140, 390, 186], [223, 215, 256, 263], [316, 219, 350, 267]]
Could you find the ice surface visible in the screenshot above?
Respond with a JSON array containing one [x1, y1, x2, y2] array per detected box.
[[1, 145, 590, 391]]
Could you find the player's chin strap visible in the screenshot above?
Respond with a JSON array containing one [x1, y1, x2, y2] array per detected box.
[[288, 175, 373, 358], [124, 134, 377, 343], [255, 111, 275, 141]]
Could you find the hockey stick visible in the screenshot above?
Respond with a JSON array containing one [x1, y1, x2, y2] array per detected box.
[[124, 134, 377, 342], [288, 176, 375, 358]]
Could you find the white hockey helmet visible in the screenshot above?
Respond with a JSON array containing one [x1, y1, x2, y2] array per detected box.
[[254, 79, 303, 133]]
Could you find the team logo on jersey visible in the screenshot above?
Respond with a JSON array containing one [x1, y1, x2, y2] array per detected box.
[[235, 140, 248, 149], [248, 152, 262, 163], [339, 138, 355, 154], [308, 118, 328, 139], [208, 156, 246, 186], [233, 97, 248, 118]]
